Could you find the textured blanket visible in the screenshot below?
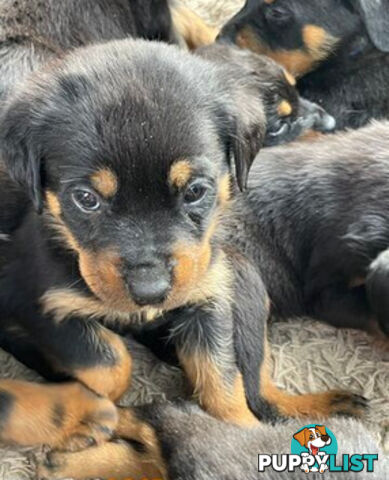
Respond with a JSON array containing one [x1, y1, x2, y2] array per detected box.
[[0, 1, 388, 478]]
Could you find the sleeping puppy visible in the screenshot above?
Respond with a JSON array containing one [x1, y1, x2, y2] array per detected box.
[[235, 120, 389, 336], [0, 39, 364, 453], [197, 43, 336, 146], [218, 0, 389, 130], [38, 402, 385, 480], [0, 0, 333, 145]]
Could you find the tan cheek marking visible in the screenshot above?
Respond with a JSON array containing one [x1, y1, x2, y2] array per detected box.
[[91, 168, 118, 198], [277, 100, 293, 117], [303, 25, 327, 51], [237, 26, 337, 77], [169, 160, 192, 188], [78, 250, 127, 303], [284, 70, 296, 86], [218, 174, 231, 207], [46, 191, 62, 218]]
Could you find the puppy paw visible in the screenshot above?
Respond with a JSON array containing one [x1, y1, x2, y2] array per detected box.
[[327, 391, 368, 418], [57, 394, 118, 452], [37, 451, 67, 480]]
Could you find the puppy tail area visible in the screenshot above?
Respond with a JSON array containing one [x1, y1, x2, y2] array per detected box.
[[37, 408, 167, 480], [366, 249, 389, 335], [170, 2, 218, 49]]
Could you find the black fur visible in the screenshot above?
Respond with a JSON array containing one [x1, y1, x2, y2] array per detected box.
[[219, 0, 389, 130]]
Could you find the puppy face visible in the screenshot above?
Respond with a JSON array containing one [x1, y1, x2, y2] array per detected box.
[[219, 0, 389, 76], [1, 40, 264, 314], [197, 43, 335, 145]]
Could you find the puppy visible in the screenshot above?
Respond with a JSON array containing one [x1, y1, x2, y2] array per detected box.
[[218, 0, 389, 130], [37, 403, 386, 480], [0, 0, 333, 146], [0, 39, 364, 453], [233, 120, 389, 336], [197, 43, 336, 146]]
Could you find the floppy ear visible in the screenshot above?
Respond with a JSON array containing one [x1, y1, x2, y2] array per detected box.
[[0, 98, 44, 213], [231, 117, 263, 191], [316, 425, 327, 436], [293, 428, 308, 446], [356, 0, 389, 52], [214, 102, 264, 192]]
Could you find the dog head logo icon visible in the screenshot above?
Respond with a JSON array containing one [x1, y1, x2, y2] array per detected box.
[[292, 424, 337, 474]]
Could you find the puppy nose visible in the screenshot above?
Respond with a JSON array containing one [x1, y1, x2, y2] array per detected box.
[[125, 263, 171, 306], [321, 435, 329, 442]]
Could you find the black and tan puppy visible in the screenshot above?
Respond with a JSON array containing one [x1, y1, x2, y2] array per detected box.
[[38, 402, 385, 480], [197, 43, 336, 145], [219, 0, 389, 130], [0, 0, 334, 146], [0, 39, 363, 452]]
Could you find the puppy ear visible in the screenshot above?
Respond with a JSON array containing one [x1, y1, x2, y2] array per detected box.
[[293, 428, 308, 446], [356, 0, 389, 52], [0, 98, 44, 213], [316, 425, 327, 436], [215, 102, 264, 192], [231, 117, 263, 191]]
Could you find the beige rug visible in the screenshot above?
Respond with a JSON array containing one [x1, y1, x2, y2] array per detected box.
[[0, 1, 388, 478]]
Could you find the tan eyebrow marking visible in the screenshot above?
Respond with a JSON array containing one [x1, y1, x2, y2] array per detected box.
[[91, 168, 118, 198], [169, 160, 192, 188], [277, 100, 293, 117]]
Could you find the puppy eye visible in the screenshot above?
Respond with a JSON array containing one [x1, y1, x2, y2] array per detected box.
[[265, 6, 291, 23], [183, 182, 207, 205], [72, 189, 101, 212]]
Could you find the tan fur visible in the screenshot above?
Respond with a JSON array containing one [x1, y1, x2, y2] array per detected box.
[[0, 380, 117, 449], [46, 191, 62, 217], [218, 173, 231, 207], [260, 339, 365, 418], [284, 70, 296, 86], [169, 160, 192, 188], [277, 100, 293, 117], [236, 26, 338, 77], [75, 329, 132, 400], [179, 354, 258, 427], [91, 168, 118, 198], [172, 4, 218, 49]]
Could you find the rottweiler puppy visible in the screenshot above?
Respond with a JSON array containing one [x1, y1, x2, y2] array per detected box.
[[197, 43, 336, 146], [0, 0, 334, 145], [0, 39, 364, 452], [37, 402, 385, 480], [218, 0, 389, 130]]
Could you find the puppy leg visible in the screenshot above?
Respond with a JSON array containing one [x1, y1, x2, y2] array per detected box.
[[259, 339, 368, 419], [171, 4, 218, 49], [170, 303, 258, 427], [0, 380, 117, 450], [367, 249, 389, 335], [231, 251, 368, 421], [22, 312, 132, 400], [38, 408, 167, 480]]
